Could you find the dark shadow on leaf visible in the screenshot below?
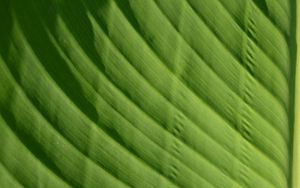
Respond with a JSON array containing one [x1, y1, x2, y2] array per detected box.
[[10, 0, 99, 124], [0, 0, 13, 60]]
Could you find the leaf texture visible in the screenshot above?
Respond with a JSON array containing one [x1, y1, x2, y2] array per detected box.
[[0, 0, 297, 187]]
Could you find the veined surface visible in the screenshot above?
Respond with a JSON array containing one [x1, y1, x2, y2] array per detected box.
[[0, 0, 297, 187]]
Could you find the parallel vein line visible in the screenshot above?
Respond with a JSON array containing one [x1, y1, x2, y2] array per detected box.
[[86, 6, 286, 185], [185, 0, 289, 109], [153, 0, 289, 144], [0, 156, 26, 188], [2, 32, 139, 188], [47, 28, 220, 188], [131, 0, 288, 153]]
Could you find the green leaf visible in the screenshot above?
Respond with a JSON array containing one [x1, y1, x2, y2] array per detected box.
[[0, 0, 297, 187]]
